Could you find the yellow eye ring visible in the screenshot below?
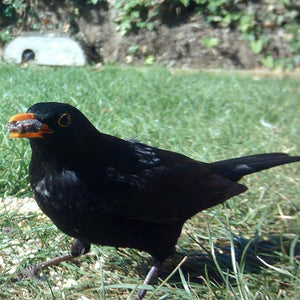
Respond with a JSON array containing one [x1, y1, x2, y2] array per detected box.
[[58, 113, 71, 128]]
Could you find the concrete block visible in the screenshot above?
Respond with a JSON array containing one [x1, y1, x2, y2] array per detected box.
[[3, 32, 86, 66]]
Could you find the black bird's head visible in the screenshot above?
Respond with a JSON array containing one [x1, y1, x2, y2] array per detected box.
[[7, 102, 99, 158]]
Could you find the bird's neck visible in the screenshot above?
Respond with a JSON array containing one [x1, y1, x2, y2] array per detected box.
[[29, 132, 130, 170], [30, 141, 66, 169]]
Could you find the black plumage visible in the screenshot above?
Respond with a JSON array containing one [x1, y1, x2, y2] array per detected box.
[[7, 102, 300, 299]]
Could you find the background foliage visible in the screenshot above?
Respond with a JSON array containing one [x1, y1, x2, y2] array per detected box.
[[111, 0, 300, 68], [0, 0, 299, 68]]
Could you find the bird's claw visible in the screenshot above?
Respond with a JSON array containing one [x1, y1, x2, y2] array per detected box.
[[12, 265, 42, 282]]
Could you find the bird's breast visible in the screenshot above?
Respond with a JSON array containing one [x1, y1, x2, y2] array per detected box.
[[31, 167, 104, 236]]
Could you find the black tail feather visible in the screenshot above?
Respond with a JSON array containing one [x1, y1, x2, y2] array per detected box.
[[209, 153, 300, 182]]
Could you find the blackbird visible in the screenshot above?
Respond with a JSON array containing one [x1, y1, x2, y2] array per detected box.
[[7, 102, 300, 299]]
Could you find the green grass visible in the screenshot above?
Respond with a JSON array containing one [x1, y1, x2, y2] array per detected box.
[[0, 64, 299, 299]]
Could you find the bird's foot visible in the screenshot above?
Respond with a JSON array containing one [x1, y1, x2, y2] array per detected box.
[[12, 253, 74, 282], [12, 264, 41, 282], [11, 239, 90, 283]]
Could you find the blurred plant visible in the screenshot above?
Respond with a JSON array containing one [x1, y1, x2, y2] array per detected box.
[[0, 29, 12, 42], [201, 37, 219, 48], [1, 0, 299, 68]]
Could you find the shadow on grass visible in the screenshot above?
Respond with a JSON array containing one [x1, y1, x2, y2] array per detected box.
[[149, 233, 300, 284], [2, 233, 299, 291]]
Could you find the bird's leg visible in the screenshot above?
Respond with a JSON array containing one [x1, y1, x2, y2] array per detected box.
[[135, 261, 162, 300], [13, 239, 90, 281], [39, 238, 91, 269]]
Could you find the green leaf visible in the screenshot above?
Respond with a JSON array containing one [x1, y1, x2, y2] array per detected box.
[[128, 45, 139, 54], [250, 39, 264, 54], [239, 15, 253, 32], [130, 10, 140, 19], [87, 0, 100, 4], [145, 22, 154, 31], [180, 0, 190, 7], [260, 55, 274, 69], [144, 55, 155, 65], [201, 37, 219, 48]]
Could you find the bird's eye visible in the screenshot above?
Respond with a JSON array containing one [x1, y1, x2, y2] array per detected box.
[[58, 113, 71, 128]]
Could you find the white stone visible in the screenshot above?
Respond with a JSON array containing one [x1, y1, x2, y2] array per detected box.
[[3, 32, 86, 66]]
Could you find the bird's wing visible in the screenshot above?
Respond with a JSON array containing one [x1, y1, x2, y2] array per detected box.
[[76, 141, 246, 224]]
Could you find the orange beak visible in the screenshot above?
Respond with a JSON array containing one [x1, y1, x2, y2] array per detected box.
[[7, 113, 53, 138]]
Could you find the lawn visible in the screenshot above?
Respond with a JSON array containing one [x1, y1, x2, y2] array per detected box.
[[0, 64, 299, 300]]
